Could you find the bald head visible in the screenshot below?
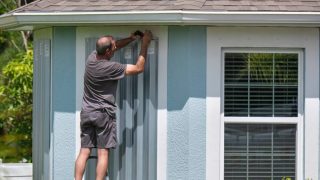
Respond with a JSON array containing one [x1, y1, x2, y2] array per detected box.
[[96, 36, 113, 56]]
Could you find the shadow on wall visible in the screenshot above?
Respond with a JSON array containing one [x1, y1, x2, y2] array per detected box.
[[167, 26, 207, 111]]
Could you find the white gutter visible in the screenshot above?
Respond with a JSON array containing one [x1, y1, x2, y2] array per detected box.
[[1, 10, 320, 30]]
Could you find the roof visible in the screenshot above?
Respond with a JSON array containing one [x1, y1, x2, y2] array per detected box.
[[2, 0, 320, 30], [11, 0, 320, 12]]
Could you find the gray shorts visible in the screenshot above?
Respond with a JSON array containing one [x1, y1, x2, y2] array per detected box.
[[80, 110, 117, 149]]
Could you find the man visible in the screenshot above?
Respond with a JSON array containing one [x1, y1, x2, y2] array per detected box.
[[75, 30, 152, 180]]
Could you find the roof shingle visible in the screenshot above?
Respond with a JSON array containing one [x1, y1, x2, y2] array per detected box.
[[11, 0, 320, 13]]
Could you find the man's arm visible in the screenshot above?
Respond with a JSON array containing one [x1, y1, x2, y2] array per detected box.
[[115, 36, 135, 51], [115, 30, 144, 51], [125, 30, 152, 75]]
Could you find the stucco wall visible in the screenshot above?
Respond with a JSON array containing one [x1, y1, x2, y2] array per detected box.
[[32, 25, 320, 180], [167, 26, 207, 180], [52, 27, 77, 179]]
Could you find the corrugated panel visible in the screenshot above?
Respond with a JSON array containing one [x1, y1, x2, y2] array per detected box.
[[33, 39, 51, 180], [84, 38, 158, 180], [85, 37, 98, 61]]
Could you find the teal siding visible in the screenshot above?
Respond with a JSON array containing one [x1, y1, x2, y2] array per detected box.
[[33, 38, 51, 180], [52, 27, 76, 179], [167, 26, 207, 180]]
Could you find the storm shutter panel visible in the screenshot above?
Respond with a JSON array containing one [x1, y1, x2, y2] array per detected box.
[[224, 53, 298, 117], [33, 39, 51, 180], [84, 37, 158, 180]]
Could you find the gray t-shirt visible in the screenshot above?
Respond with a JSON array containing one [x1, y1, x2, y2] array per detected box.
[[81, 51, 126, 117]]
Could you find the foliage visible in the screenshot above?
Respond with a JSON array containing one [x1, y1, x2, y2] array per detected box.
[[281, 177, 292, 180], [0, 0, 34, 163], [0, 50, 33, 162], [0, 0, 16, 14], [236, 53, 298, 84], [0, 0, 29, 70], [0, 31, 25, 70]]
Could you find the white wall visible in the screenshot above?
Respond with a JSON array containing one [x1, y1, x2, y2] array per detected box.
[[0, 163, 32, 180], [206, 27, 319, 180]]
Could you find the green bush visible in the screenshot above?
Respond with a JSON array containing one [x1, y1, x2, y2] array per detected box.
[[0, 50, 33, 162]]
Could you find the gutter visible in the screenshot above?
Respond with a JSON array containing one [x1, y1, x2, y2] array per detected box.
[[1, 11, 320, 30]]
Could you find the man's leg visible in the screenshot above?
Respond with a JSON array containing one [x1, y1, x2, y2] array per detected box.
[[75, 148, 91, 180], [96, 148, 109, 180]]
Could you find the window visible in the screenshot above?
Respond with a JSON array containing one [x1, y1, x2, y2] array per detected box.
[[223, 50, 302, 180], [224, 52, 298, 117], [224, 124, 296, 180]]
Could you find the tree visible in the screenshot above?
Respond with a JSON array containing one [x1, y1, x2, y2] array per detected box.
[[0, 0, 34, 162], [0, 50, 33, 162], [0, 0, 33, 69]]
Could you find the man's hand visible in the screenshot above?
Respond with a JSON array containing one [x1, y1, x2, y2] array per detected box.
[[134, 30, 144, 38], [125, 30, 153, 76], [130, 30, 144, 40], [142, 30, 152, 45]]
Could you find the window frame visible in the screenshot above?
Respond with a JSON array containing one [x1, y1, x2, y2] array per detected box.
[[220, 48, 304, 180]]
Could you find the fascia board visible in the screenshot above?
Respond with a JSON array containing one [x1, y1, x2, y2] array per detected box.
[[182, 13, 320, 25], [0, 15, 19, 29], [1, 11, 320, 30]]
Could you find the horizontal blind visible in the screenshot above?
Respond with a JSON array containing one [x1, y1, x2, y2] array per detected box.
[[224, 52, 298, 117], [224, 124, 296, 180]]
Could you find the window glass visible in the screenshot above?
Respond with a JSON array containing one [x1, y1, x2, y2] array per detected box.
[[224, 124, 296, 180], [224, 52, 298, 117]]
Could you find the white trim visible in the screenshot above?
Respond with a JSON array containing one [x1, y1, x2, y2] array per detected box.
[[224, 118, 301, 124], [156, 27, 168, 180], [206, 97, 222, 180], [297, 115, 304, 180], [222, 48, 305, 53], [221, 48, 304, 118], [75, 27, 86, 158], [0, 163, 32, 178], [2, 11, 320, 30], [75, 110, 81, 159], [207, 27, 319, 180], [75, 26, 168, 179], [221, 48, 303, 180], [9, 11, 320, 15]]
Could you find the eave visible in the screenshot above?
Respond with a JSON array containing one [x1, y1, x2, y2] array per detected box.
[[1, 11, 320, 30]]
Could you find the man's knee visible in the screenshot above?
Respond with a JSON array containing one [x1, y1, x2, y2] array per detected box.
[[97, 148, 109, 158], [79, 148, 92, 157]]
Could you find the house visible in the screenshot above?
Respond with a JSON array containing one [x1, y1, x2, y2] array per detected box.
[[0, 0, 319, 179]]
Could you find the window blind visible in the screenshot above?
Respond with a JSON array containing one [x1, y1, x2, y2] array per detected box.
[[224, 53, 298, 117], [224, 124, 296, 180]]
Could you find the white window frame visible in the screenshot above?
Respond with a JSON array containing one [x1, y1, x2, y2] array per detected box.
[[222, 48, 304, 119], [221, 48, 304, 180], [206, 27, 320, 180]]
